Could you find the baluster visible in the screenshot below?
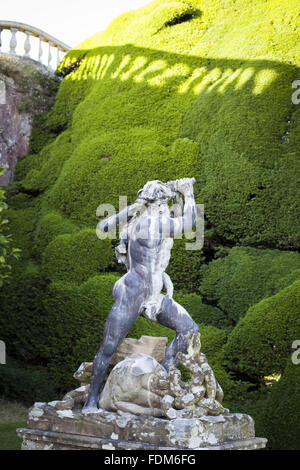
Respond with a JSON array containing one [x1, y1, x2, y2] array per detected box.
[[56, 47, 60, 67], [38, 37, 43, 62], [48, 42, 52, 67], [0, 27, 2, 51], [24, 32, 31, 57], [9, 28, 17, 54]]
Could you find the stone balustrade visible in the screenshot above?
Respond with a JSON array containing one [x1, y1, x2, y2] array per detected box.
[[0, 20, 71, 69]]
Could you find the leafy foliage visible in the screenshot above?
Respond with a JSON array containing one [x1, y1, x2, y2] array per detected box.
[[0, 355, 58, 406], [41, 274, 120, 390], [0, 168, 21, 286], [34, 211, 78, 258], [253, 360, 300, 450], [199, 246, 300, 324], [42, 229, 115, 284], [0, 262, 48, 364], [173, 291, 232, 328], [222, 281, 300, 380]]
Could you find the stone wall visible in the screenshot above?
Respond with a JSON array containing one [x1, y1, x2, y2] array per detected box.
[[0, 53, 58, 185]]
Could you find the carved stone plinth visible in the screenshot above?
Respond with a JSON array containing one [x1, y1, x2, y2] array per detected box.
[[73, 336, 168, 386], [17, 402, 267, 450], [111, 335, 168, 367]]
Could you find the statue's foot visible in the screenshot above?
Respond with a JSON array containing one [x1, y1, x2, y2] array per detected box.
[[82, 404, 100, 415], [82, 398, 99, 415]]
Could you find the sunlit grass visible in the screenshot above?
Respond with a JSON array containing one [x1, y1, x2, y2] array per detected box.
[[0, 398, 28, 424], [264, 373, 281, 386]]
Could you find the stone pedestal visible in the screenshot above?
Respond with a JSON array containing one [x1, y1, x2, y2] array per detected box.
[[17, 402, 267, 450]]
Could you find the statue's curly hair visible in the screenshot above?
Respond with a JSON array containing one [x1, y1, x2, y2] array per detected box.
[[137, 180, 174, 201]]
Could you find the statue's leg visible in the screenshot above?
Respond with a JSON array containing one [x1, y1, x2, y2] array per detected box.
[[156, 296, 199, 371], [82, 300, 141, 413]]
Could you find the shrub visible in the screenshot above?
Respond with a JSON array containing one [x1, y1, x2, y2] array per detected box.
[[0, 262, 49, 365], [197, 324, 227, 359], [28, 115, 56, 154], [20, 131, 73, 194], [5, 192, 33, 210], [41, 274, 119, 391], [134, 2, 200, 35], [42, 130, 201, 226], [42, 229, 115, 284], [34, 211, 78, 258], [253, 360, 300, 450], [222, 281, 300, 380], [13, 154, 40, 183], [0, 168, 21, 286], [3, 205, 38, 261], [128, 316, 176, 344], [43, 0, 300, 247], [167, 239, 204, 293], [199, 246, 300, 324], [174, 291, 232, 328], [0, 355, 58, 406]]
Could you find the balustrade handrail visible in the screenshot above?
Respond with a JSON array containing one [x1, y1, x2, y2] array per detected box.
[[0, 20, 71, 69]]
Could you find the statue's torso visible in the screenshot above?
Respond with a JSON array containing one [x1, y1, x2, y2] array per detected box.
[[113, 214, 174, 306]]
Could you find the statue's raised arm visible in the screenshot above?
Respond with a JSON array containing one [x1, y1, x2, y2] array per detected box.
[[163, 177, 197, 238], [98, 198, 146, 233]]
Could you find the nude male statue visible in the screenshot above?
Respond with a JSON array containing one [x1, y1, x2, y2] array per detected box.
[[83, 178, 199, 413]]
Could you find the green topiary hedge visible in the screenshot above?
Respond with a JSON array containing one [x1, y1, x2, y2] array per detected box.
[[252, 359, 300, 450], [28, 115, 57, 155], [174, 291, 232, 328], [19, 0, 297, 248], [222, 281, 300, 381], [34, 211, 79, 258], [0, 168, 21, 286], [20, 131, 73, 194], [43, 0, 299, 247], [2, 206, 37, 262], [41, 131, 201, 226], [0, 262, 49, 365], [40, 274, 119, 390], [13, 154, 40, 183], [199, 246, 300, 324], [0, 356, 58, 406], [167, 239, 204, 293], [41, 229, 115, 284]]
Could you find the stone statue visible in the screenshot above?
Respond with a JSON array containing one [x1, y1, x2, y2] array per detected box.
[[98, 331, 226, 419], [98, 354, 169, 417], [83, 178, 199, 413]]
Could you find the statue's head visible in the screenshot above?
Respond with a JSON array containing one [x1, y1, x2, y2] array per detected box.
[[137, 180, 174, 202]]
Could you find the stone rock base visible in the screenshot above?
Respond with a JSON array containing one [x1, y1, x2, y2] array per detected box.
[[17, 402, 267, 450]]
